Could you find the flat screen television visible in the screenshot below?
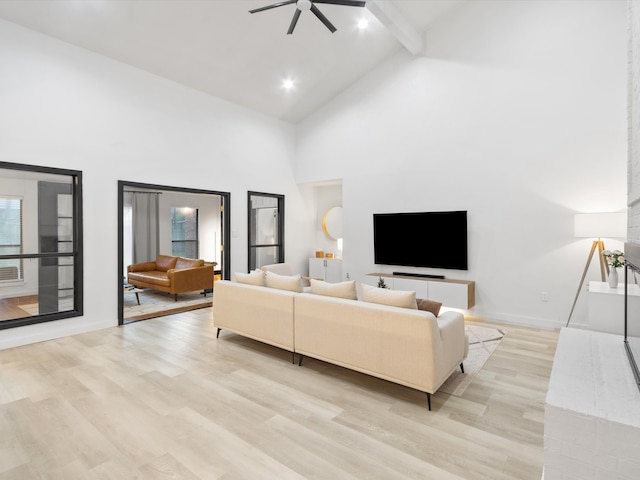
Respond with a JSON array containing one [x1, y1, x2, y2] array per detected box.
[[373, 210, 468, 270]]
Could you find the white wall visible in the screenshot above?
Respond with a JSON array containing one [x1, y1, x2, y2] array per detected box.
[[0, 19, 315, 348], [297, 0, 628, 328], [0, 0, 629, 347]]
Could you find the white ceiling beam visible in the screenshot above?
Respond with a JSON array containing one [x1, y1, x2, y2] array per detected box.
[[366, 0, 424, 56]]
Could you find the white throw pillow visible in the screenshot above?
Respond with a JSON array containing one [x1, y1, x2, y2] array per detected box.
[[265, 270, 303, 293], [310, 279, 357, 300], [234, 270, 265, 286], [361, 283, 417, 309]]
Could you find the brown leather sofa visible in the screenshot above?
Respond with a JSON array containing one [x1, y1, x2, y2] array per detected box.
[[127, 255, 214, 301]]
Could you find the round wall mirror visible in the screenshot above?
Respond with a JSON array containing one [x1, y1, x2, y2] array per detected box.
[[322, 206, 343, 240]]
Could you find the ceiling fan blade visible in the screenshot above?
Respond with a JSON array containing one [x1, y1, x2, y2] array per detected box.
[[249, 0, 297, 14], [313, 0, 366, 7], [287, 9, 302, 35], [310, 5, 337, 33]]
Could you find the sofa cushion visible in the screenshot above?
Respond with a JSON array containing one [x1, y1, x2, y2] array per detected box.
[[361, 283, 417, 309], [127, 270, 171, 287], [234, 270, 265, 286], [310, 279, 357, 300], [175, 257, 204, 269], [417, 298, 442, 317], [155, 255, 178, 272], [265, 271, 303, 293]]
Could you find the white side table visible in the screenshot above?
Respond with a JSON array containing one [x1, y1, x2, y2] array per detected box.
[[587, 281, 640, 335]]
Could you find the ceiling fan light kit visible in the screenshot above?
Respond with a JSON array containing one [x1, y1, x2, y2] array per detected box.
[[249, 0, 367, 35], [297, 0, 312, 11]]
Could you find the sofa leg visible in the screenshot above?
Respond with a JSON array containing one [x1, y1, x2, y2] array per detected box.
[[298, 354, 304, 367], [426, 392, 432, 411], [216, 328, 221, 338], [174, 294, 178, 302], [291, 352, 295, 364], [460, 362, 465, 373]]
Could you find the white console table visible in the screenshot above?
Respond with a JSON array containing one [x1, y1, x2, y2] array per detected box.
[[309, 258, 342, 283], [588, 281, 640, 335], [364, 273, 475, 309]]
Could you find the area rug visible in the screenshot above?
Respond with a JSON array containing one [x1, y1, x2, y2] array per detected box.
[[124, 288, 212, 321], [438, 323, 506, 397]]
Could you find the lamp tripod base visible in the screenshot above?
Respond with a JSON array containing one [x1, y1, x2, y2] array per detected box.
[[566, 239, 609, 327]]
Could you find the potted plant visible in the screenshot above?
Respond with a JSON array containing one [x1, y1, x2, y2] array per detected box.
[[603, 249, 625, 288]]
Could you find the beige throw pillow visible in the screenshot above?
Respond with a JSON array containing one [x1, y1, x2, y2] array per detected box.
[[361, 283, 417, 309], [310, 279, 357, 300], [234, 270, 265, 286], [265, 271, 303, 293]]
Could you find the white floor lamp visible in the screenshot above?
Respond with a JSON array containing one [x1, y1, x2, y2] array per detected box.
[[566, 212, 627, 327]]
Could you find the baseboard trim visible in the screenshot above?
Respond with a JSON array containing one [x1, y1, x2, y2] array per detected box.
[[0, 318, 115, 351], [471, 311, 563, 330]]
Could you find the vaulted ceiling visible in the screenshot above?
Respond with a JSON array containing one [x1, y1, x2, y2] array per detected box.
[[0, 0, 465, 123]]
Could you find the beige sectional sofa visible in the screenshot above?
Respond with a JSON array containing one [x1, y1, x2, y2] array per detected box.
[[214, 278, 468, 410], [214, 280, 297, 358]]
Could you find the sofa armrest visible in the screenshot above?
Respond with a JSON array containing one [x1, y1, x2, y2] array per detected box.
[[436, 311, 465, 341], [436, 310, 468, 367], [128, 261, 157, 272]]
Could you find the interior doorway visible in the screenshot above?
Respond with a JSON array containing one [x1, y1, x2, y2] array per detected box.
[[118, 181, 230, 325]]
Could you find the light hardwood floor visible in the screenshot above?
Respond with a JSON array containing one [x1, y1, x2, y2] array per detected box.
[[0, 309, 559, 479], [0, 295, 38, 322]]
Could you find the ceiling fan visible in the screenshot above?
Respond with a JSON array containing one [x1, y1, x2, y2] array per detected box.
[[249, 0, 367, 35]]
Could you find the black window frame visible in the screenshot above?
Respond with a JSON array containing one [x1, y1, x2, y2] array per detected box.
[[0, 196, 24, 282], [171, 206, 199, 259], [247, 191, 284, 271], [0, 161, 83, 330]]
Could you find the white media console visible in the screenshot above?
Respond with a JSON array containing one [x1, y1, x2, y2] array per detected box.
[[364, 273, 475, 310]]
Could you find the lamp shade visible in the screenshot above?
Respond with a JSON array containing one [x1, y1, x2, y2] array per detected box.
[[574, 212, 627, 238]]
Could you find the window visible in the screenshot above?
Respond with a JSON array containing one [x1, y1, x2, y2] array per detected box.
[[0, 197, 23, 282], [171, 207, 198, 259], [248, 192, 284, 271], [0, 162, 83, 330]]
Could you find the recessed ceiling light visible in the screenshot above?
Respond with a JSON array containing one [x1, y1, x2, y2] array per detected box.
[[357, 18, 369, 30], [282, 78, 295, 90]]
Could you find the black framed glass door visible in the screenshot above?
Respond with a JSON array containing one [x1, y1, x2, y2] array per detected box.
[[248, 191, 284, 271]]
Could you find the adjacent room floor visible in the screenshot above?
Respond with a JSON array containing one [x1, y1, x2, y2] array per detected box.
[[123, 288, 213, 323]]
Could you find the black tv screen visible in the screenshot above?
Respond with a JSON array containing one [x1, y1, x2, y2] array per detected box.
[[373, 211, 468, 270]]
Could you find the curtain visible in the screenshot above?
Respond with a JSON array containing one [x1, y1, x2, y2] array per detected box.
[[128, 192, 160, 264]]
